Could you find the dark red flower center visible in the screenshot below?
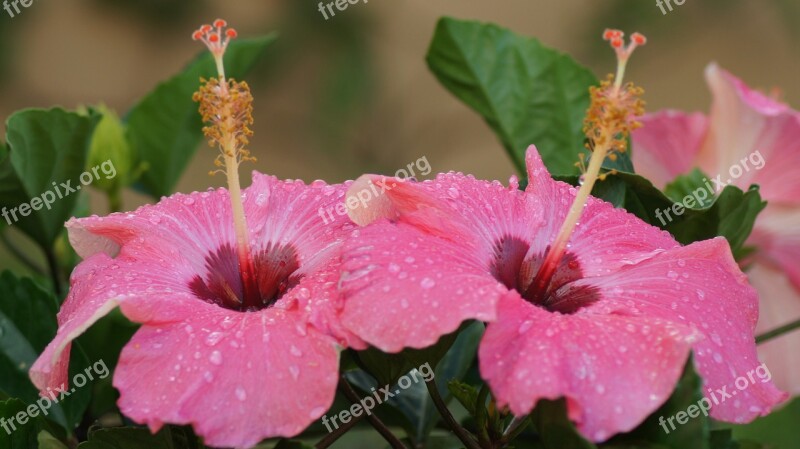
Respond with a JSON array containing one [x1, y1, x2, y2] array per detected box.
[[490, 235, 599, 314], [189, 243, 301, 312]]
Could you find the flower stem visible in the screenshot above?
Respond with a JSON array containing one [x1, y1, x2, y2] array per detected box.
[[756, 318, 800, 345], [425, 379, 483, 449], [339, 377, 407, 449], [315, 412, 364, 449]]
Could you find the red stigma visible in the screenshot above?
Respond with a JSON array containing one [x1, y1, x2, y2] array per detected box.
[[192, 30, 204, 40], [214, 19, 227, 28], [201, 24, 212, 33], [611, 38, 624, 48], [226, 29, 238, 39], [209, 33, 220, 43], [632, 32, 647, 45]]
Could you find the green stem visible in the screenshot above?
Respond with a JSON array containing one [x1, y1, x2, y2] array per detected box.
[[425, 379, 483, 449], [315, 411, 365, 449], [756, 319, 800, 345], [339, 377, 407, 449]]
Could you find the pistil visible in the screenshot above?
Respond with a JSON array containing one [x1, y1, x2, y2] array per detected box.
[[527, 30, 647, 305], [193, 20, 260, 309]]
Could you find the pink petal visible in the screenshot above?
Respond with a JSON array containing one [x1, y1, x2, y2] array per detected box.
[[748, 262, 800, 395], [578, 238, 788, 423], [480, 293, 696, 442], [750, 206, 800, 291], [698, 64, 800, 203], [525, 147, 680, 277], [30, 252, 197, 393], [631, 111, 709, 189], [340, 221, 505, 352], [114, 304, 340, 448]]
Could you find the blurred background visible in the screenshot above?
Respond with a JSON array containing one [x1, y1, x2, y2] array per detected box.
[[0, 0, 797, 271]]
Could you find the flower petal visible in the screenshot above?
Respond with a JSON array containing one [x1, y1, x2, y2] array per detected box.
[[30, 252, 195, 393], [525, 147, 680, 277], [748, 262, 800, 395], [114, 303, 340, 448], [340, 221, 504, 352], [480, 293, 696, 442], [578, 238, 788, 423], [631, 111, 709, 189], [698, 64, 800, 203]]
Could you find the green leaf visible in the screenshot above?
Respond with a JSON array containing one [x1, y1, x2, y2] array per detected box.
[[78, 426, 200, 449], [2, 108, 100, 248], [664, 169, 715, 208], [348, 322, 484, 444], [604, 359, 708, 449], [426, 17, 615, 175], [0, 271, 91, 430], [531, 399, 597, 449], [447, 380, 480, 416], [126, 35, 277, 198], [729, 397, 800, 449], [38, 430, 69, 449], [0, 399, 64, 449]]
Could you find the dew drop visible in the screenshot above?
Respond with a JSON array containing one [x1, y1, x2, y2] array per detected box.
[[420, 278, 436, 289], [235, 386, 247, 401], [209, 351, 223, 365]]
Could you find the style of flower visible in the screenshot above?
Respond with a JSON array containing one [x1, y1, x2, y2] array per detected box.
[[30, 20, 364, 448], [632, 64, 800, 394], [337, 31, 787, 442]]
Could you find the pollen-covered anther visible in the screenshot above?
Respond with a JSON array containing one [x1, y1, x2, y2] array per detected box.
[[193, 77, 256, 171]]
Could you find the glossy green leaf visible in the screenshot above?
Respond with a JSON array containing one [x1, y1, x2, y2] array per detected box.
[[2, 108, 99, 248], [273, 440, 316, 449], [0, 399, 65, 449], [447, 380, 480, 416], [426, 17, 620, 175], [127, 35, 276, 198], [348, 322, 484, 444], [531, 398, 597, 449], [729, 397, 800, 449], [0, 271, 91, 430]]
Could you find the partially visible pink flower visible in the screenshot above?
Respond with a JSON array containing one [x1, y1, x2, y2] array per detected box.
[[632, 64, 800, 394], [30, 173, 364, 448], [339, 146, 786, 442]]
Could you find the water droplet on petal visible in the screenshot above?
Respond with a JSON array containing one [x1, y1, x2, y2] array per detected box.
[[235, 386, 247, 401], [420, 278, 435, 289], [209, 351, 223, 365]]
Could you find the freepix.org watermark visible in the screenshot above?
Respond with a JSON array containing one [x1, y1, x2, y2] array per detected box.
[[317, 156, 432, 225], [1, 359, 110, 435], [1, 160, 117, 226], [321, 363, 435, 433], [656, 0, 688, 15], [658, 362, 773, 434], [654, 150, 765, 226], [2, 0, 36, 19], [317, 0, 368, 20]]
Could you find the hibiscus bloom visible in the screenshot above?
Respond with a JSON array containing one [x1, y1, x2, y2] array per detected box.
[[30, 21, 364, 448], [632, 64, 800, 394], [338, 145, 786, 441]]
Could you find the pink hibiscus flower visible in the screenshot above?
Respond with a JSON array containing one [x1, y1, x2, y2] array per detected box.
[[30, 21, 364, 448], [632, 64, 800, 394], [338, 32, 787, 441]]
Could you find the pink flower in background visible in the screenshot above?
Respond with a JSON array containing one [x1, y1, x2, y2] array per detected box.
[[632, 64, 800, 394], [30, 173, 364, 448], [338, 146, 787, 442]]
